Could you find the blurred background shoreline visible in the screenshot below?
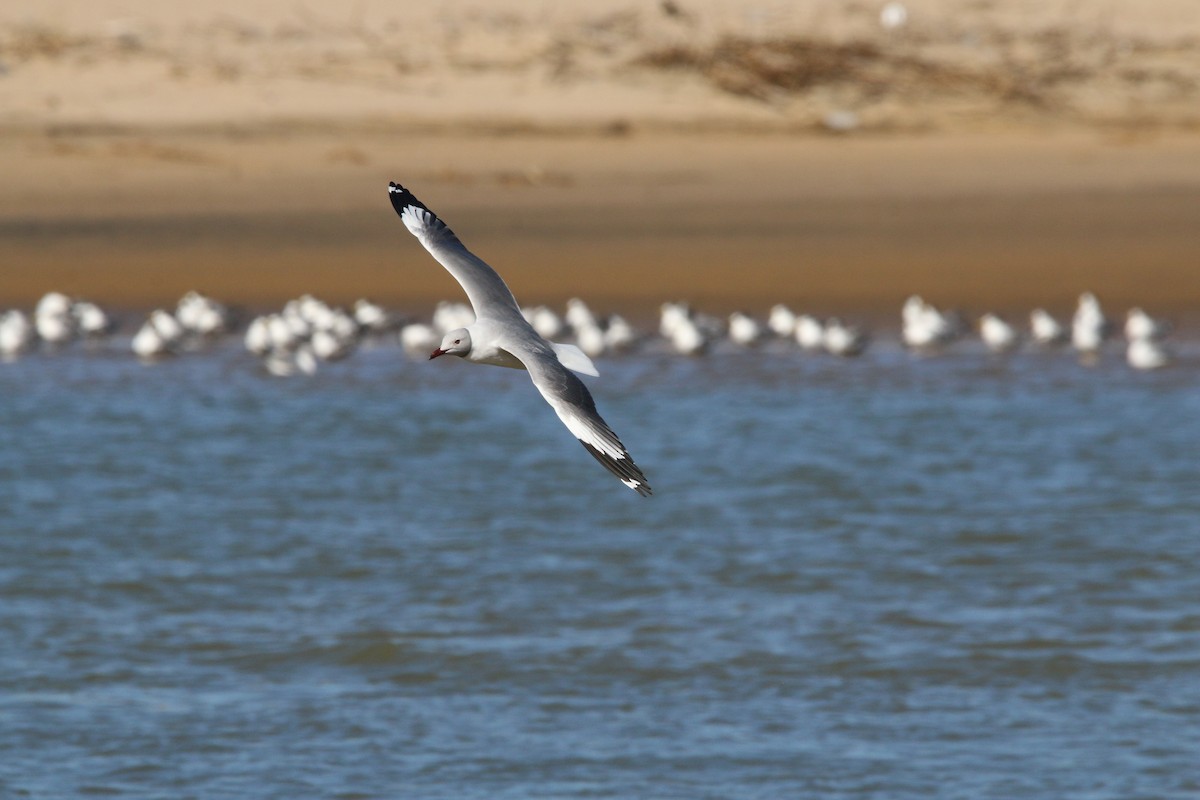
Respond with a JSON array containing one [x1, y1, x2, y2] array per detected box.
[[2, 0, 1199, 318]]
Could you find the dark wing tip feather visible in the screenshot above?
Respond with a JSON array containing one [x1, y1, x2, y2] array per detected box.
[[387, 181, 458, 239], [387, 181, 428, 216], [580, 441, 653, 497]]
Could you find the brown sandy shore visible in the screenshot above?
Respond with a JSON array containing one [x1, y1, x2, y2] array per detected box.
[[2, 0, 1199, 321], [3, 127, 1200, 321]]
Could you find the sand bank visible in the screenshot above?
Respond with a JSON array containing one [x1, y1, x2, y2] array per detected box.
[[3, 127, 1199, 318]]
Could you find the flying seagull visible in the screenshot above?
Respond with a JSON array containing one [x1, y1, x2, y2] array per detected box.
[[387, 182, 652, 496]]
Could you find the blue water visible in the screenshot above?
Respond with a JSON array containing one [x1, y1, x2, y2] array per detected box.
[[2, 341, 1198, 799]]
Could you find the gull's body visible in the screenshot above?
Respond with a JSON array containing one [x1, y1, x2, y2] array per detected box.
[[388, 182, 651, 496], [1124, 307, 1169, 342], [603, 315, 638, 352], [1030, 308, 1066, 346], [0, 310, 35, 357], [1072, 292, 1108, 353], [129, 308, 183, 360], [354, 298, 394, 333], [902, 295, 953, 350], [399, 322, 439, 355], [979, 313, 1019, 353], [524, 305, 565, 340], [73, 301, 112, 338], [767, 304, 797, 338], [575, 322, 608, 359], [177, 291, 229, 337], [1127, 337, 1170, 370], [728, 312, 764, 347], [244, 316, 272, 355], [823, 317, 868, 357], [794, 314, 824, 351]]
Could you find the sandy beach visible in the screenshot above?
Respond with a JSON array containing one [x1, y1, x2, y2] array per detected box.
[[2, 0, 1199, 319]]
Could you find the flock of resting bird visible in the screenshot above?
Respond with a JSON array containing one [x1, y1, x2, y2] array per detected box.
[[5, 181, 1175, 497], [0, 288, 1179, 373]]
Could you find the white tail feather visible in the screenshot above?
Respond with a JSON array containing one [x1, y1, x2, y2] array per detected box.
[[552, 342, 599, 377]]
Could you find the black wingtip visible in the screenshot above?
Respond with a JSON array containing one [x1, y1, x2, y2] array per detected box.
[[387, 181, 434, 219], [580, 441, 653, 497]]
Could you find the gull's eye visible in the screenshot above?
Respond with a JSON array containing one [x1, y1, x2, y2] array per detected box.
[[453, 339, 461, 345]]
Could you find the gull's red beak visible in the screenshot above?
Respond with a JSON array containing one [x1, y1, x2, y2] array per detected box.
[[429, 348, 446, 360]]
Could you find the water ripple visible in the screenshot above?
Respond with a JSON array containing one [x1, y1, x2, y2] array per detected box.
[[1, 346, 1198, 798]]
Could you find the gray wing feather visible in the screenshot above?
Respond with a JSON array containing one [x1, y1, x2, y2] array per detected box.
[[516, 343, 652, 497], [388, 183, 523, 322]]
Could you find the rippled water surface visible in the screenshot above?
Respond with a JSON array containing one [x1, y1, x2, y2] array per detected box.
[[2, 341, 1198, 799]]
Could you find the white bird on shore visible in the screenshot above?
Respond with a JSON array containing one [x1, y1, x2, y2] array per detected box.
[[767, 304, 797, 338], [823, 318, 868, 357], [0, 310, 35, 357], [668, 315, 709, 356], [36, 313, 74, 346], [1072, 292, 1108, 353], [35, 292, 72, 321], [979, 313, 1019, 353], [728, 312, 764, 347], [132, 315, 176, 359], [323, 307, 361, 342], [432, 300, 474, 334], [311, 327, 355, 362], [262, 349, 294, 377], [35, 292, 75, 346], [565, 298, 599, 333], [281, 299, 315, 339], [389, 182, 651, 496], [354, 298, 394, 333], [902, 295, 953, 350], [523, 305, 566, 340], [295, 295, 330, 325], [1124, 307, 1169, 342], [399, 322, 439, 355], [264, 342, 319, 377], [244, 316, 272, 355], [603, 315, 638, 353], [1127, 338, 1170, 370], [72, 301, 113, 338], [149, 309, 184, 346], [263, 313, 297, 351], [659, 301, 692, 339], [176, 291, 229, 337], [1030, 308, 1066, 346], [575, 322, 608, 359], [794, 314, 824, 350]]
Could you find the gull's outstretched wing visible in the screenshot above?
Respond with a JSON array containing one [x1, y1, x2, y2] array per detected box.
[[388, 182, 523, 322], [512, 340, 652, 497]]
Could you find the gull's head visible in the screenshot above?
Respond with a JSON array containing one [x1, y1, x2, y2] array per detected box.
[[430, 328, 471, 360]]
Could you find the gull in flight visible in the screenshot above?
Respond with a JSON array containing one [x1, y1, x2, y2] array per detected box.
[[387, 182, 652, 496]]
